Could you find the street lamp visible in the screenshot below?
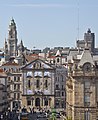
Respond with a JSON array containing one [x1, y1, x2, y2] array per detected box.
[[0, 115, 3, 120]]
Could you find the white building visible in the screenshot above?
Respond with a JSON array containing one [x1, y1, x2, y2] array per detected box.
[[21, 59, 55, 111]]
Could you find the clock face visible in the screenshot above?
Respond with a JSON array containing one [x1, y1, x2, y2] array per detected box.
[[83, 63, 91, 72]]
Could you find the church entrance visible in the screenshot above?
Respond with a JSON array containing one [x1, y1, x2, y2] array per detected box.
[[35, 98, 40, 107]]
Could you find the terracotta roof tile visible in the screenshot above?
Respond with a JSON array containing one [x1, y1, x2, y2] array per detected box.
[[0, 69, 7, 77], [2, 61, 19, 66]]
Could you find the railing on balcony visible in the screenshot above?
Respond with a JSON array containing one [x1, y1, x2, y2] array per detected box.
[[69, 69, 98, 76]]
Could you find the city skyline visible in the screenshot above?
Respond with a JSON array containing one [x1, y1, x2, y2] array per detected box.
[[0, 0, 98, 50]]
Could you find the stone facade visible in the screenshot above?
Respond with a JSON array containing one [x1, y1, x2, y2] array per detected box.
[[66, 47, 98, 120]]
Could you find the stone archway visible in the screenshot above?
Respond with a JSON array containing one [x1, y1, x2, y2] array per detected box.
[[35, 98, 40, 107]]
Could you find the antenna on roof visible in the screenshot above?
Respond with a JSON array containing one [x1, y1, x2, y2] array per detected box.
[[77, 0, 80, 40]]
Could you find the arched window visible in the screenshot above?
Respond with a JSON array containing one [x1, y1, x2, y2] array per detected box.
[[35, 98, 40, 106], [57, 58, 59, 63], [44, 99, 48, 106]]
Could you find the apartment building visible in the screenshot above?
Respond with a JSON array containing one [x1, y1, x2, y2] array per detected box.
[[0, 58, 22, 111], [0, 69, 8, 115]]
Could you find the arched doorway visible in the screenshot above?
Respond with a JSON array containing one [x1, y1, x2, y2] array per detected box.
[[35, 98, 40, 107]]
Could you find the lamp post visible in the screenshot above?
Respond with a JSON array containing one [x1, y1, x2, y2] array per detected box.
[[0, 115, 3, 120], [6, 111, 8, 120]]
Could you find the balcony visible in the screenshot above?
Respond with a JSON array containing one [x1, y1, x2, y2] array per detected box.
[[85, 89, 92, 94], [70, 70, 98, 77], [55, 87, 60, 91]]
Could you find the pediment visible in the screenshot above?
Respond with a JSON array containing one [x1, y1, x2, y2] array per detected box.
[[22, 59, 55, 70], [78, 48, 94, 67]]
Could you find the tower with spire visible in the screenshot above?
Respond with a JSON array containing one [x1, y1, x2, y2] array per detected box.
[[7, 18, 18, 57]]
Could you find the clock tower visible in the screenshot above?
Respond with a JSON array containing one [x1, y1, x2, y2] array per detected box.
[[7, 18, 18, 57]]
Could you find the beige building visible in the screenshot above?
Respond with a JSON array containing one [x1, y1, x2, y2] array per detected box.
[[0, 59, 22, 111], [21, 59, 55, 111], [66, 47, 98, 120]]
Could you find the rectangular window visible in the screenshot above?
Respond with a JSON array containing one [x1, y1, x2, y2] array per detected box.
[[62, 85, 64, 90], [84, 81, 90, 106], [17, 84, 20, 90], [36, 80, 40, 88], [61, 75, 63, 82], [55, 91, 60, 97], [14, 84, 16, 90], [14, 76, 16, 81], [85, 95, 90, 102], [17, 93, 20, 99], [62, 92, 64, 96], [56, 84, 59, 90], [28, 80, 31, 88], [58, 77, 59, 82], [56, 77, 57, 82], [8, 77, 10, 81], [45, 80, 48, 88], [18, 77, 20, 81], [84, 81, 90, 93], [14, 93, 16, 99], [84, 111, 90, 120], [27, 100, 31, 105], [44, 100, 48, 106], [85, 81, 90, 89], [84, 93, 90, 106]]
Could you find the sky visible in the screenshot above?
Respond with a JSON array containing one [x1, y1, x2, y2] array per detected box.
[[0, 0, 98, 50]]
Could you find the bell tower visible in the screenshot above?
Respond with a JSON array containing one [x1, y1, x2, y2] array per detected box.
[[7, 18, 18, 57]]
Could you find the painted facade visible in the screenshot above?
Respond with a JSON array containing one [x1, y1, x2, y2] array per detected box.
[[21, 59, 55, 111]]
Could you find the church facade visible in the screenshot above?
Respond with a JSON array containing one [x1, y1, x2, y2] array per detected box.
[[21, 59, 55, 110]]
